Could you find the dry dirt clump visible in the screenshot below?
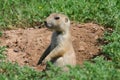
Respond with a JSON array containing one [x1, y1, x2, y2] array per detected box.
[[0, 23, 104, 70]]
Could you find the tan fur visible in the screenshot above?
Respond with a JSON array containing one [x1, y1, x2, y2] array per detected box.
[[37, 13, 76, 71]]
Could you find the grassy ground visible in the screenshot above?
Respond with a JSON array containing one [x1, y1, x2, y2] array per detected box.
[[0, 0, 120, 80]]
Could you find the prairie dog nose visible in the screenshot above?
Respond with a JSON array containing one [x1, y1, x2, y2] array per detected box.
[[44, 21, 47, 25]]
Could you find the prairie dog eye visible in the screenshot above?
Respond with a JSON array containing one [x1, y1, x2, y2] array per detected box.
[[54, 16, 60, 20]]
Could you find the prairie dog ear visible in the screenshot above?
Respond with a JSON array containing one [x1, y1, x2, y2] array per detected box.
[[65, 18, 69, 23]]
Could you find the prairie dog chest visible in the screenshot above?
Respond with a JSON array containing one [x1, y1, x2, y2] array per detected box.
[[51, 32, 66, 48]]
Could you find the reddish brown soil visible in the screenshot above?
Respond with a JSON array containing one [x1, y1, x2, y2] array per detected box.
[[0, 23, 104, 71]]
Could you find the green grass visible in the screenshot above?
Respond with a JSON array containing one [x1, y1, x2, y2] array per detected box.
[[0, 46, 6, 59], [103, 31, 120, 67], [0, 0, 120, 30], [0, 31, 2, 37], [0, 0, 120, 80], [43, 57, 120, 80], [0, 57, 120, 80], [0, 62, 43, 80]]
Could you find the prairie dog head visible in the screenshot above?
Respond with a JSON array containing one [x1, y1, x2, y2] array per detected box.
[[44, 13, 70, 32]]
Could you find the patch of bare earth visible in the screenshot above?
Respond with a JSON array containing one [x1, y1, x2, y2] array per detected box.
[[0, 23, 104, 71]]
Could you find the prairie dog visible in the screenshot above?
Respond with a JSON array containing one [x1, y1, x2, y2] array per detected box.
[[37, 13, 76, 70]]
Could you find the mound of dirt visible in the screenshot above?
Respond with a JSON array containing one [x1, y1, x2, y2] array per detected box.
[[0, 23, 104, 71]]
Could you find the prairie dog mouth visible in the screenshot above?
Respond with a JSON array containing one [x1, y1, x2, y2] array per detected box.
[[44, 21, 52, 28]]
